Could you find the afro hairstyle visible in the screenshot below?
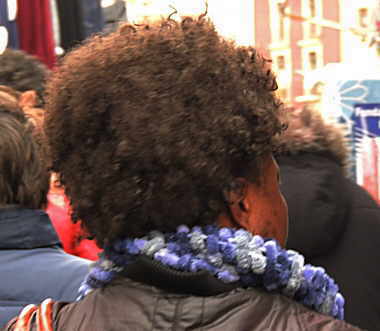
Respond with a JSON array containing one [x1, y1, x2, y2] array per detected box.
[[45, 17, 285, 246]]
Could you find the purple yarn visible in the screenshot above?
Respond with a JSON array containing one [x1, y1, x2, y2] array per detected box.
[[240, 272, 261, 287], [134, 239, 147, 250], [207, 253, 224, 268], [206, 234, 219, 254], [204, 225, 218, 235], [126, 240, 140, 255], [76, 225, 345, 320], [167, 242, 181, 254], [219, 242, 237, 263], [218, 227, 233, 241], [189, 258, 210, 272], [217, 269, 239, 283], [92, 266, 114, 282], [154, 250, 179, 268], [177, 225, 190, 233], [177, 254, 192, 270], [249, 235, 264, 249]]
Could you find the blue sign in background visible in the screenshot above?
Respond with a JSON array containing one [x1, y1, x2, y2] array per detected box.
[[353, 103, 380, 138], [331, 80, 380, 181]]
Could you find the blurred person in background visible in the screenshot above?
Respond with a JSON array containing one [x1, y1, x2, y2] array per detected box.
[[5, 17, 360, 330], [277, 107, 380, 331], [0, 86, 24, 122], [0, 98, 90, 328], [0, 49, 47, 102], [0, 48, 101, 260]]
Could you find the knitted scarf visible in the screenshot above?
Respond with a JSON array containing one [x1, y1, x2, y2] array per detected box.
[[78, 225, 345, 320]]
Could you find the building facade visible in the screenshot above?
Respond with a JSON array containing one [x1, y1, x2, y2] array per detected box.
[[254, 0, 378, 107], [125, 0, 378, 107]]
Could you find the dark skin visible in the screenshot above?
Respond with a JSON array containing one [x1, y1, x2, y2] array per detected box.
[[218, 154, 288, 247]]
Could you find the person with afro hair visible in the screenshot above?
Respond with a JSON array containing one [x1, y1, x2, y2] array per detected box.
[[5, 16, 360, 330]]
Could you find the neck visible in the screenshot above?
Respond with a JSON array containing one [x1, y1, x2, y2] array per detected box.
[[217, 213, 286, 247]]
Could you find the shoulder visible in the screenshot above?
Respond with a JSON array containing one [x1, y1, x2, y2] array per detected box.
[[3, 299, 67, 331], [6, 283, 362, 331], [239, 289, 362, 331]]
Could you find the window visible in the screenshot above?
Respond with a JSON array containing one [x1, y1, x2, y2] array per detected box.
[[358, 8, 368, 28], [311, 82, 324, 96], [309, 0, 316, 17], [277, 55, 286, 70], [277, 3, 285, 40], [308, 51, 317, 70], [309, 0, 317, 36], [270, 1, 289, 43], [302, 0, 320, 38]]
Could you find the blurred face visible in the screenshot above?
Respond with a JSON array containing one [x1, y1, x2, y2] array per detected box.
[[218, 154, 288, 246]]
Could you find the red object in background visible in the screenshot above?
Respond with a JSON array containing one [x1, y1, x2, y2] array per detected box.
[[17, 0, 56, 68], [361, 139, 380, 204], [46, 176, 102, 261]]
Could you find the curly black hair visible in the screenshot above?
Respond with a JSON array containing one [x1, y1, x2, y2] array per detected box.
[[45, 17, 284, 246], [0, 49, 48, 105]]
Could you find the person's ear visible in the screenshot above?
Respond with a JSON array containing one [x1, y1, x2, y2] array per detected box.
[[19, 90, 38, 108], [224, 178, 251, 229]]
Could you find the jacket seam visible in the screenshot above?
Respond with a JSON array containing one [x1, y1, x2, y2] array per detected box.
[[297, 303, 308, 330], [352, 206, 379, 211], [150, 294, 160, 331], [200, 297, 205, 331], [172, 300, 184, 331]]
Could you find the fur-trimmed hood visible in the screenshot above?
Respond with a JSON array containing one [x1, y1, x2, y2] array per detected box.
[[276, 108, 351, 261], [277, 107, 349, 169]]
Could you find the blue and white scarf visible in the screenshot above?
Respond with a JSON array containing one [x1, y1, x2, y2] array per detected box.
[[78, 225, 345, 320]]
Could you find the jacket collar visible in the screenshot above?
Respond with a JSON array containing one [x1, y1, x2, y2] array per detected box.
[[123, 255, 239, 297], [0, 206, 61, 249]]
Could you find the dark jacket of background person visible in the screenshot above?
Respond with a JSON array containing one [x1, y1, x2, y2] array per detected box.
[[0, 207, 90, 328], [56, 0, 84, 51], [102, 0, 127, 35], [277, 108, 380, 331], [4, 261, 361, 331], [81, 0, 104, 39]]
